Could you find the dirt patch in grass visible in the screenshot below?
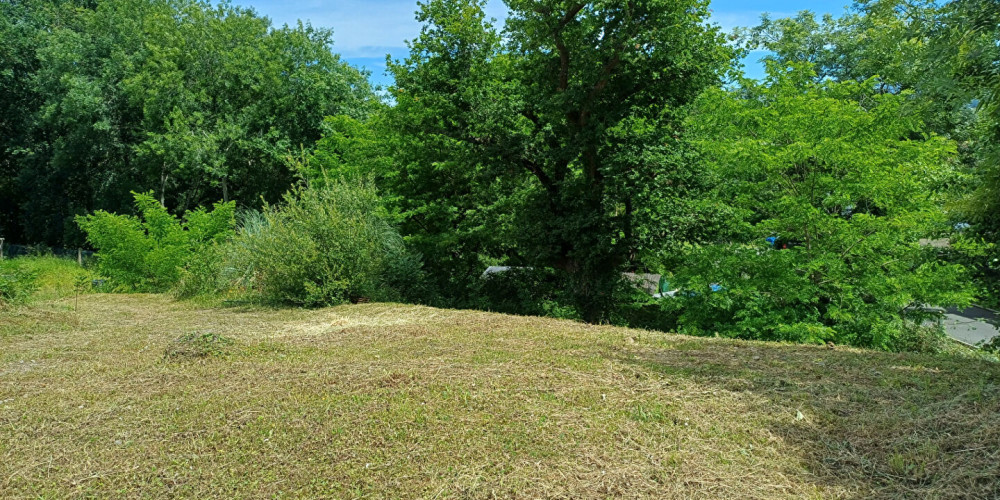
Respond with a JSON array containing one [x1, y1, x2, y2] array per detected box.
[[1, 294, 998, 498]]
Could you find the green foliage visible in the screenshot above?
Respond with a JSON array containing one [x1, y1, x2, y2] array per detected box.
[[738, 3, 969, 135], [0, 0, 50, 241], [675, 64, 973, 349], [891, 323, 953, 354], [979, 334, 1000, 353], [299, 115, 393, 184], [223, 182, 419, 307], [1, 0, 376, 246], [474, 269, 581, 320], [173, 242, 229, 300], [941, 236, 1000, 308], [76, 192, 235, 292], [0, 255, 93, 306], [946, 0, 1000, 305], [385, 0, 735, 320], [742, 1, 1000, 310], [741, 5, 937, 88], [6, 255, 93, 301], [0, 261, 39, 307]]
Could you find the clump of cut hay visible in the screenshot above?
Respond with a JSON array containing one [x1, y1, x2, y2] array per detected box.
[[163, 331, 235, 360]]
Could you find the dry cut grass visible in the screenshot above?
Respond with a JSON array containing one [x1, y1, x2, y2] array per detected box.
[[1, 294, 999, 498]]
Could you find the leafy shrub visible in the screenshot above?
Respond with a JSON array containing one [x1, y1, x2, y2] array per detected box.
[[381, 250, 437, 305], [979, 335, 1000, 353], [943, 236, 1000, 309], [223, 182, 421, 306], [76, 192, 235, 292], [609, 290, 682, 333], [475, 268, 685, 324], [473, 266, 665, 322], [0, 262, 39, 306]]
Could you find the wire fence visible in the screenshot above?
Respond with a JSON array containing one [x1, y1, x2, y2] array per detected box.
[[0, 241, 93, 262]]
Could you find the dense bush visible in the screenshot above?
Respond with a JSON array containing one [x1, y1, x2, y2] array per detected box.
[[0, 255, 95, 305], [609, 291, 683, 334], [0, 261, 38, 307], [945, 236, 1000, 309], [12, 255, 94, 301], [76, 192, 235, 292], [474, 268, 580, 320], [665, 242, 967, 348], [674, 65, 973, 349], [222, 182, 423, 306], [173, 243, 230, 300]]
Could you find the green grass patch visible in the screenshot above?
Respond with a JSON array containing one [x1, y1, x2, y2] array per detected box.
[[1, 255, 93, 303]]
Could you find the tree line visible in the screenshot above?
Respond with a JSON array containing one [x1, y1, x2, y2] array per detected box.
[[2, 0, 998, 349], [0, 0, 375, 244]]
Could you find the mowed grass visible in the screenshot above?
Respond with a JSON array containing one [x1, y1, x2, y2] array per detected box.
[[1, 294, 999, 499]]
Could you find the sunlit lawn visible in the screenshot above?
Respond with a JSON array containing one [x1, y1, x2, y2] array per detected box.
[[1, 290, 998, 498]]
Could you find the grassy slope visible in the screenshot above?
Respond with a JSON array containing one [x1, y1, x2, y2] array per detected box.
[[1, 293, 999, 499]]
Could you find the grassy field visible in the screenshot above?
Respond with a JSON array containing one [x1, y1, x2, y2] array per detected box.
[[2, 286, 1000, 497]]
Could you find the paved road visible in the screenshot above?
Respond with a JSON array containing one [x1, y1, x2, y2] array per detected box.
[[943, 306, 999, 347]]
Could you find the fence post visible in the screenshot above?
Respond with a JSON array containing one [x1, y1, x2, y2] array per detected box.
[[78, 248, 83, 266], [0, 238, 4, 261]]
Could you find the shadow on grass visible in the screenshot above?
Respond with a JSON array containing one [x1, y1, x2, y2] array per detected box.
[[617, 342, 1000, 499]]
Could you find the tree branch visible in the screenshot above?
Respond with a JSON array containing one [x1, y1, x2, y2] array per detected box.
[[521, 109, 541, 127], [553, 3, 586, 92], [521, 157, 557, 196]]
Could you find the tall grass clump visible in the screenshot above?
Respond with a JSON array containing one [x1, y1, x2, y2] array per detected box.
[[11, 255, 93, 301], [0, 255, 97, 306], [223, 182, 422, 306], [0, 260, 39, 307]]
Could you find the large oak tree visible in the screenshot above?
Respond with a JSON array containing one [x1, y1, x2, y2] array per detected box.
[[386, 0, 733, 319]]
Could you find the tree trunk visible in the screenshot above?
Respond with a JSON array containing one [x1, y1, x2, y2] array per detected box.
[[160, 170, 168, 206]]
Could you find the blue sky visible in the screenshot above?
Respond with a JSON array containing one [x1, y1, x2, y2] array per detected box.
[[233, 0, 852, 87]]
